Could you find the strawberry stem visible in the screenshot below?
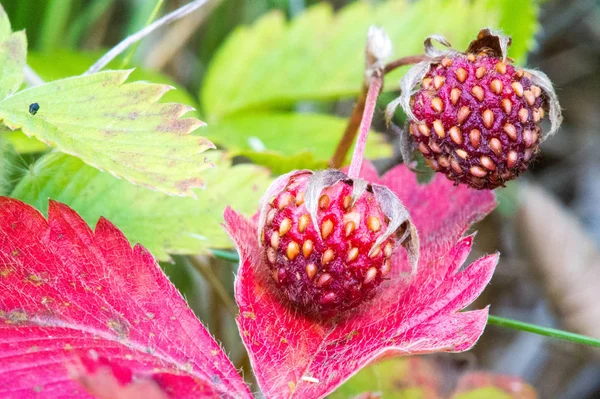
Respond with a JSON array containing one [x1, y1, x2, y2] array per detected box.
[[347, 76, 382, 179], [211, 248, 600, 348], [330, 55, 425, 169]]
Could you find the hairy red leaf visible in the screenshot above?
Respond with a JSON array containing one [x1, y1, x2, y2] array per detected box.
[[0, 198, 251, 399], [225, 162, 498, 398]]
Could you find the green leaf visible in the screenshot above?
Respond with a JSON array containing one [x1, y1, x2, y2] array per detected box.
[[11, 151, 271, 261], [1, 128, 48, 153], [0, 4, 26, 100], [201, 0, 539, 120], [0, 70, 214, 196], [239, 150, 326, 175], [204, 112, 392, 170]]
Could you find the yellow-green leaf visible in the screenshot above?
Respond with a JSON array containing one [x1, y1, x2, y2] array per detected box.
[[202, 0, 539, 120], [0, 70, 214, 196], [0, 4, 26, 100], [205, 112, 392, 171]]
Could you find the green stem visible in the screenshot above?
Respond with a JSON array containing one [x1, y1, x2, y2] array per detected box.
[[487, 315, 600, 347], [211, 248, 242, 263], [209, 249, 600, 348]]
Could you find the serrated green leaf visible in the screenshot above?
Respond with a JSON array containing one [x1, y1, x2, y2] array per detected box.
[[0, 70, 214, 196], [11, 151, 271, 261], [202, 0, 539, 120], [0, 4, 26, 101], [205, 112, 392, 168]]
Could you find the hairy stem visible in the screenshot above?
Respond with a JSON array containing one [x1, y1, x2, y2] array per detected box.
[[209, 248, 600, 348], [347, 76, 382, 178], [85, 0, 211, 75], [330, 54, 426, 169]]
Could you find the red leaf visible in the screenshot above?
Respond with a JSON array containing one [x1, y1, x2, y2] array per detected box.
[[225, 162, 497, 398], [0, 198, 251, 399]]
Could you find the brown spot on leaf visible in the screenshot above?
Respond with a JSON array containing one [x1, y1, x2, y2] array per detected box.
[[242, 311, 256, 320]]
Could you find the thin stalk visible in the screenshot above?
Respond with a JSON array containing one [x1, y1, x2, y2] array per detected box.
[[487, 315, 600, 348], [384, 54, 428, 74], [119, 0, 165, 69], [85, 0, 211, 75], [329, 54, 426, 169], [210, 249, 600, 348], [347, 76, 382, 179], [188, 256, 238, 316]]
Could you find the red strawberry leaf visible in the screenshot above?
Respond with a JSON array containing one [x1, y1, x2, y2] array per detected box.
[[225, 162, 497, 398], [0, 198, 251, 399]]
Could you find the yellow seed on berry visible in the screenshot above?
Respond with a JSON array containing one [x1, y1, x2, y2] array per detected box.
[[322, 249, 335, 265], [456, 68, 468, 82], [302, 240, 314, 258], [279, 218, 291, 236], [286, 241, 299, 260], [321, 219, 334, 239], [367, 216, 381, 232]]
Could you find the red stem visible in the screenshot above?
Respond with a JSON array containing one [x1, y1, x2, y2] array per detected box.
[[347, 76, 382, 179]]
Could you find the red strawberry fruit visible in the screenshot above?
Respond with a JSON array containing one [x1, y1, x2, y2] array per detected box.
[[258, 169, 418, 318], [388, 29, 562, 189]]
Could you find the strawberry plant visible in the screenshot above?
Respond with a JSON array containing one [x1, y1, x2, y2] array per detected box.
[[0, 1, 598, 398]]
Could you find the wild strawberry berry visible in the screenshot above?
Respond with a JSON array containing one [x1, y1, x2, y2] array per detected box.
[[389, 29, 562, 189], [258, 169, 418, 318]]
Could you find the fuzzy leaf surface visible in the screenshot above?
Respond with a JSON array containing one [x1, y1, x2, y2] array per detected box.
[[202, 0, 538, 119], [0, 4, 26, 101], [225, 162, 498, 398], [0, 198, 252, 398], [0, 70, 214, 196], [205, 112, 391, 171], [11, 152, 270, 261]]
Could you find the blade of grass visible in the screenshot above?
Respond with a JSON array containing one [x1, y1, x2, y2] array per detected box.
[[119, 0, 165, 68], [38, 0, 75, 51]]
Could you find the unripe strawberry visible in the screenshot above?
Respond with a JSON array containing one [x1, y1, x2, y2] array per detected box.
[[258, 169, 418, 318], [389, 29, 562, 189]]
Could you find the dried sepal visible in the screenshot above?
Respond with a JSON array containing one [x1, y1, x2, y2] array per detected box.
[[526, 68, 563, 139], [386, 60, 430, 125], [365, 26, 393, 78], [465, 28, 511, 60], [304, 169, 347, 238], [350, 177, 369, 206], [372, 184, 419, 274]]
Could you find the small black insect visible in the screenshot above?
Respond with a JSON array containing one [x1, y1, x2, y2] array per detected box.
[[29, 103, 40, 115]]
